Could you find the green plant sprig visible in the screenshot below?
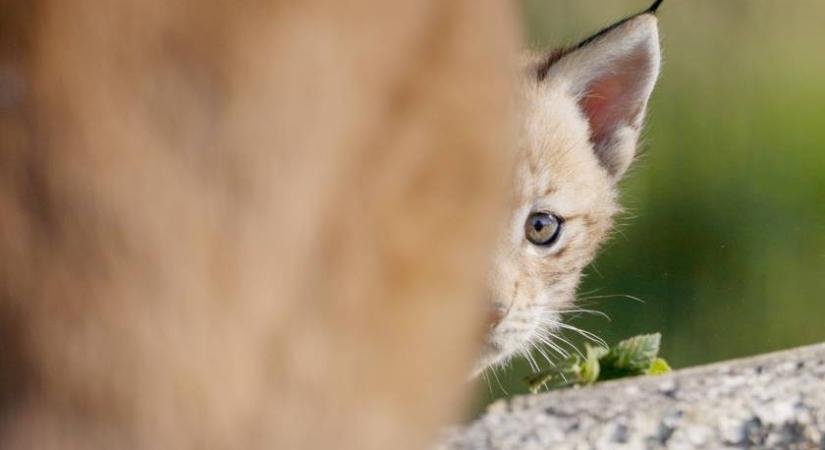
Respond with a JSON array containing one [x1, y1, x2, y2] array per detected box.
[[525, 333, 672, 394]]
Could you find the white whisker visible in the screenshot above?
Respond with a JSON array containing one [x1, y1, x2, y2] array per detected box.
[[534, 344, 556, 367], [542, 331, 584, 358], [490, 366, 508, 395], [560, 309, 611, 321], [554, 322, 608, 348], [576, 293, 645, 304], [481, 370, 493, 393], [534, 332, 571, 359], [522, 349, 540, 373], [577, 287, 603, 298], [535, 306, 611, 321]]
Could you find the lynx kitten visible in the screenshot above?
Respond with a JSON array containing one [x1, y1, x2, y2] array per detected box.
[[479, 4, 663, 372]]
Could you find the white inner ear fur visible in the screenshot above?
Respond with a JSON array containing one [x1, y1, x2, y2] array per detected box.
[[543, 14, 661, 181]]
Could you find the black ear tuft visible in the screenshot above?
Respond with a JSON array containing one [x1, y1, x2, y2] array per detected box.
[[537, 1, 664, 80]]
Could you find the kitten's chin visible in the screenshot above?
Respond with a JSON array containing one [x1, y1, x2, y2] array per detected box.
[[471, 316, 554, 377], [471, 332, 523, 377], [470, 348, 507, 379], [471, 342, 506, 377]]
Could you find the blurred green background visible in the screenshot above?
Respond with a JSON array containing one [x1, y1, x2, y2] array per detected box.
[[478, 0, 825, 408]]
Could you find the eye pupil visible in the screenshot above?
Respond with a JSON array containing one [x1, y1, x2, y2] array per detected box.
[[525, 212, 562, 246]]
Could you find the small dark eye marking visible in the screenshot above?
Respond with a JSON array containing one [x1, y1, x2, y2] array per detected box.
[[525, 212, 563, 246]]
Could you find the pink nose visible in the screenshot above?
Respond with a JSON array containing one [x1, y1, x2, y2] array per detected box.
[[488, 307, 505, 329]]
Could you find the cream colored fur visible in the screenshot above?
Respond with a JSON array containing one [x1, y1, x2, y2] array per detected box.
[[478, 14, 662, 371]]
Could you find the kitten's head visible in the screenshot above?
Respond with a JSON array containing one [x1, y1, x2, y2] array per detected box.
[[478, 9, 662, 372]]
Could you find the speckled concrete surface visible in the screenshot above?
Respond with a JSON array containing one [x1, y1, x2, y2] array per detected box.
[[441, 343, 825, 450]]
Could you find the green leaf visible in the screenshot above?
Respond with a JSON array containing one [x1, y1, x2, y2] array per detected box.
[[523, 332, 671, 393], [646, 357, 672, 375], [604, 333, 661, 371], [579, 344, 607, 384]]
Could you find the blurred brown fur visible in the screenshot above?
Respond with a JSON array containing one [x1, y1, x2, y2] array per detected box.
[[0, 1, 516, 449]]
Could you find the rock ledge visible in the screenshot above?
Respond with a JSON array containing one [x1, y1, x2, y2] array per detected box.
[[441, 343, 825, 449]]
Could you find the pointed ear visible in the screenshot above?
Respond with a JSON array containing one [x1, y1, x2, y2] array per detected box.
[[540, 14, 661, 180]]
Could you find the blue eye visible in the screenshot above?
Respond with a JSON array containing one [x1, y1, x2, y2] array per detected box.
[[525, 212, 563, 246]]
